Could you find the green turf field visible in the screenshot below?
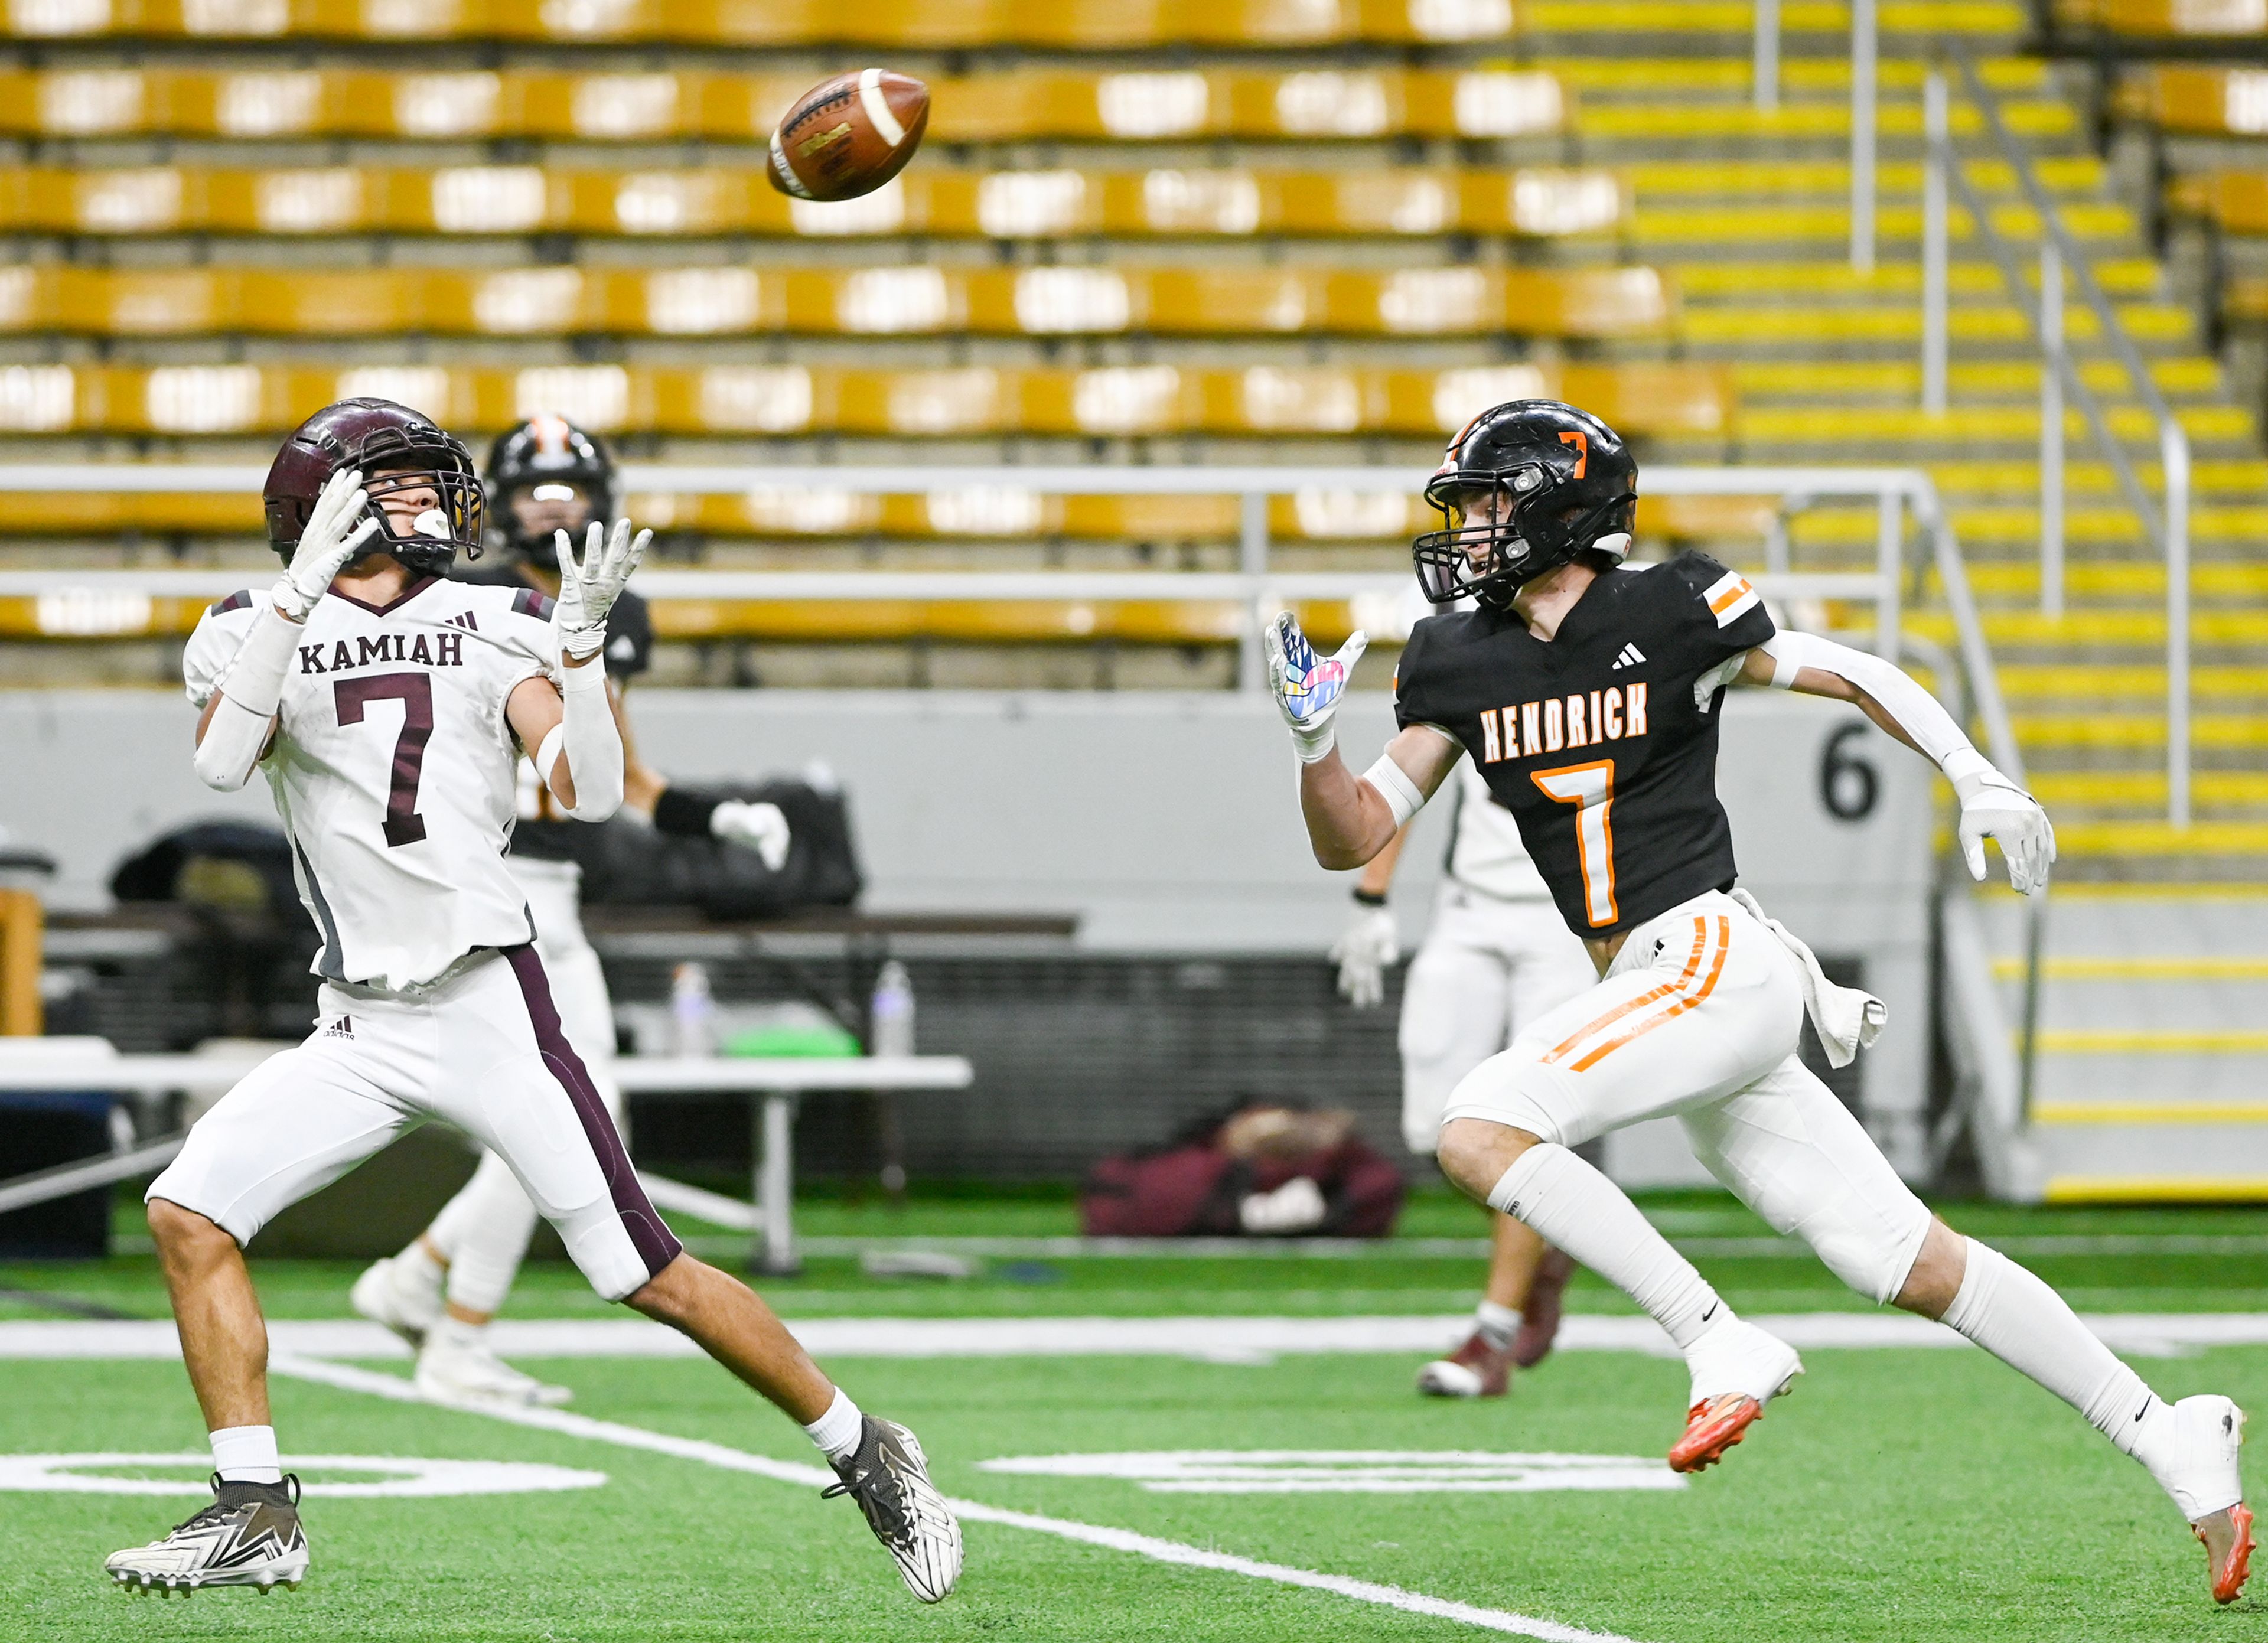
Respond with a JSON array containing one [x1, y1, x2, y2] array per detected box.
[[4, 1189, 2266, 1641]]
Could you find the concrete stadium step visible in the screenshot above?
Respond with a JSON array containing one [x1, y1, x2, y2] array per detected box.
[[1672, 261, 2163, 299], [1574, 98, 2076, 145], [1733, 404, 2256, 450], [1634, 201, 2139, 246], [1731, 358, 2224, 400], [1518, 0, 2023, 45], [1547, 57, 2050, 100], [1629, 157, 2110, 199], [2029, 772, 2268, 813], [2000, 668, 2268, 705], [1682, 304, 2198, 350], [1983, 892, 2268, 1195]]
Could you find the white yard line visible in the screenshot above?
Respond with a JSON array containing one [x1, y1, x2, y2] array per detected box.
[[267, 1352, 1641, 1643], [11, 1310, 2268, 1361]]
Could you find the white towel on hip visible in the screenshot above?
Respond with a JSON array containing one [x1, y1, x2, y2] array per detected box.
[[1729, 888, 1886, 1068]]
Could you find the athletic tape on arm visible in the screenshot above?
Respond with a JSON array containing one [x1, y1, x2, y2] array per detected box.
[[556, 660, 624, 820], [1759, 630, 1982, 772], [1362, 752, 1426, 828], [191, 604, 296, 791]]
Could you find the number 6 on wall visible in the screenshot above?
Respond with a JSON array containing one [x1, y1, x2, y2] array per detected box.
[[1531, 759, 1617, 927]]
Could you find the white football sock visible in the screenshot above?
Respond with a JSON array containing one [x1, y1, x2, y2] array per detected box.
[[429, 1152, 540, 1316], [1474, 1299, 1521, 1350], [804, 1387, 865, 1463], [1941, 1237, 2164, 1459], [1488, 1143, 1727, 1350], [210, 1424, 282, 1485], [430, 1313, 487, 1352], [390, 1238, 446, 1306]]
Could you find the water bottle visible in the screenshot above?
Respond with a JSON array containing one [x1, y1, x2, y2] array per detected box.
[[871, 960, 915, 1059], [670, 961, 716, 1058]]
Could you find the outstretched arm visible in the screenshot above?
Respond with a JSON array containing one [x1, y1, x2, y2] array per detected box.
[[1736, 633, 2055, 893], [1298, 727, 1461, 870]]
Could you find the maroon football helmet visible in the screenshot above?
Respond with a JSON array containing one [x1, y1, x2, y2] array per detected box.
[[263, 398, 484, 578]]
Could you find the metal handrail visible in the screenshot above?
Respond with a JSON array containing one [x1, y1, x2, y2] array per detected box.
[[1946, 50, 2193, 829]]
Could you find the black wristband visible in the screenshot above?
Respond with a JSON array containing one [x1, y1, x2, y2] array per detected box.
[[651, 785, 724, 839], [1351, 888, 1387, 908]]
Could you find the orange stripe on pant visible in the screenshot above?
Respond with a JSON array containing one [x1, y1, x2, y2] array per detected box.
[[1542, 917, 1709, 1068], [1568, 916, 1732, 1072]]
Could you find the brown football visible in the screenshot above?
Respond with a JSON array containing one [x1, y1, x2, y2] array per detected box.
[[766, 69, 930, 203]]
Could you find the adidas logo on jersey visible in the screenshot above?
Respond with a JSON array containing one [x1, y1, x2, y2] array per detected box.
[[443, 611, 479, 631], [321, 1015, 354, 1039], [1611, 643, 1647, 670]]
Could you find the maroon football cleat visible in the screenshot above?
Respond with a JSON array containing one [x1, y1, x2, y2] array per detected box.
[[1513, 1247, 1578, 1368], [1416, 1329, 1514, 1398]]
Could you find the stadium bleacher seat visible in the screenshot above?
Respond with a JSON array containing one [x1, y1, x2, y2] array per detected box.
[[2115, 67, 2268, 138], [0, 362, 1730, 439], [0, 0, 1525, 46], [0, 164, 1630, 240], [0, 67, 1569, 143], [2051, 0, 2268, 38], [0, 265, 1674, 340]]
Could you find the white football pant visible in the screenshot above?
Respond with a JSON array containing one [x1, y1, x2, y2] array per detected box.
[[149, 938, 676, 1303], [1439, 888, 1931, 1305], [425, 858, 622, 1313], [1398, 885, 1595, 1156]]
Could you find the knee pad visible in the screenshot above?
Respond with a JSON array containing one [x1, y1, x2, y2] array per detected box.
[[1806, 1206, 1931, 1307], [1439, 1055, 1578, 1149]]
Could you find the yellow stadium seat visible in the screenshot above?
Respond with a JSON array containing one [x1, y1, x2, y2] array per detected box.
[[0, 67, 1569, 144], [2169, 172, 2268, 236], [0, 0, 1521, 47], [0, 362, 1731, 439], [2119, 68, 2268, 139], [2086, 0, 2268, 36], [0, 164, 1631, 240], [0, 265, 1676, 340]]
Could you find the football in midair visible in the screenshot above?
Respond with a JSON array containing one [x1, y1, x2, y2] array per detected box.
[[766, 69, 930, 202]]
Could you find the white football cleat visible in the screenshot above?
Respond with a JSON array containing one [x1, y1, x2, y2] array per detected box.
[[1670, 1318, 1803, 1474], [350, 1254, 442, 1350], [823, 1416, 963, 1603], [2140, 1394, 2254, 1603], [415, 1331, 572, 1408], [106, 1475, 309, 1597]]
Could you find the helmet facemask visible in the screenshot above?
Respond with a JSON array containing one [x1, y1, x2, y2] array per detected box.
[[363, 459, 484, 578], [1413, 455, 1629, 608]]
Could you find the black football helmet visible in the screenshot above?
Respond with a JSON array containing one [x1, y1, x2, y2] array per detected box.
[[485, 415, 617, 571], [1411, 399, 1637, 608], [265, 399, 483, 578]]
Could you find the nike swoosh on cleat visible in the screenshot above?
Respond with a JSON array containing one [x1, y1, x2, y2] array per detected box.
[[1701, 1303, 1718, 1323]]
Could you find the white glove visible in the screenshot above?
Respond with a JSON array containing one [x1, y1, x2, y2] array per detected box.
[[1239, 1176, 1327, 1235], [1330, 901, 1400, 1009], [1955, 765, 2057, 895], [553, 518, 651, 661], [1263, 612, 1367, 763], [712, 799, 791, 872], [272, 467, 379, 622]]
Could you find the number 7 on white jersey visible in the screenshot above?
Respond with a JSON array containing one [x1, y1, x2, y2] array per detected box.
[[1531, 759, 1617, 927]]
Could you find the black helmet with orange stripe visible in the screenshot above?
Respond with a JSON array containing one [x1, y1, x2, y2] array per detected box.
[[484, 415, 618, 571], [1412, 400, 1637, 609]]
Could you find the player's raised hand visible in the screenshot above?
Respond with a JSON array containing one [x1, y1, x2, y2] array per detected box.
[[1329, 899, 1400, 1008], [1955, 768, 2057, 895], [553, 517, 652, 661], [1263, 612, 1367, 762], [273, 466, 379, 622], [712, 799, 792, 872]]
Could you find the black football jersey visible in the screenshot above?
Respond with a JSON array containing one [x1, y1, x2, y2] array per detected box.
[[452, 560, 653, 682], [1393, 551, 1775, 939]]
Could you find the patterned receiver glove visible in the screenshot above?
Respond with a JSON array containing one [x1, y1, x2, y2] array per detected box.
[[553, 518, 651, 662], [272, 467, 380, 622], [1329, 901, 1400, 1009], [1263, 612, 1367, 763], [1954, 767, 2057, 895], [712, 799, 792, 872]]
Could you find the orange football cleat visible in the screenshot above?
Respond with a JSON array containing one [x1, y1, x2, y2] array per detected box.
[[2196, 1502, 2256, 1605], [1668, 1393, 1767, 1474]]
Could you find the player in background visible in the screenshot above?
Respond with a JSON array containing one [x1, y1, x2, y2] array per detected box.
[[351, 415, 792, 1408], [1266, 399, 2251, 1605], [1332, 612, 1596, 1396], [105, 400, 959, 1605]]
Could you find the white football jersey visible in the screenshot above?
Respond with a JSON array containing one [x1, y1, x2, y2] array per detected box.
[[1443, 758, 1552, 902], [183, 576, 562, 990]]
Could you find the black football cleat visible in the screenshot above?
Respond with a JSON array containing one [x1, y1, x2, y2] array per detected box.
[[105, 1474, 309, 1596]]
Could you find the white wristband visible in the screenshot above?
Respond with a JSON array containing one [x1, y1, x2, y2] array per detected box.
[[1363, 753, 1425, 827], [1290, 720, 1336, 764]]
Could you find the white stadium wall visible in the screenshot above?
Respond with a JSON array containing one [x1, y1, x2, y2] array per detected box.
[[0, 687, 1933, 1180]]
